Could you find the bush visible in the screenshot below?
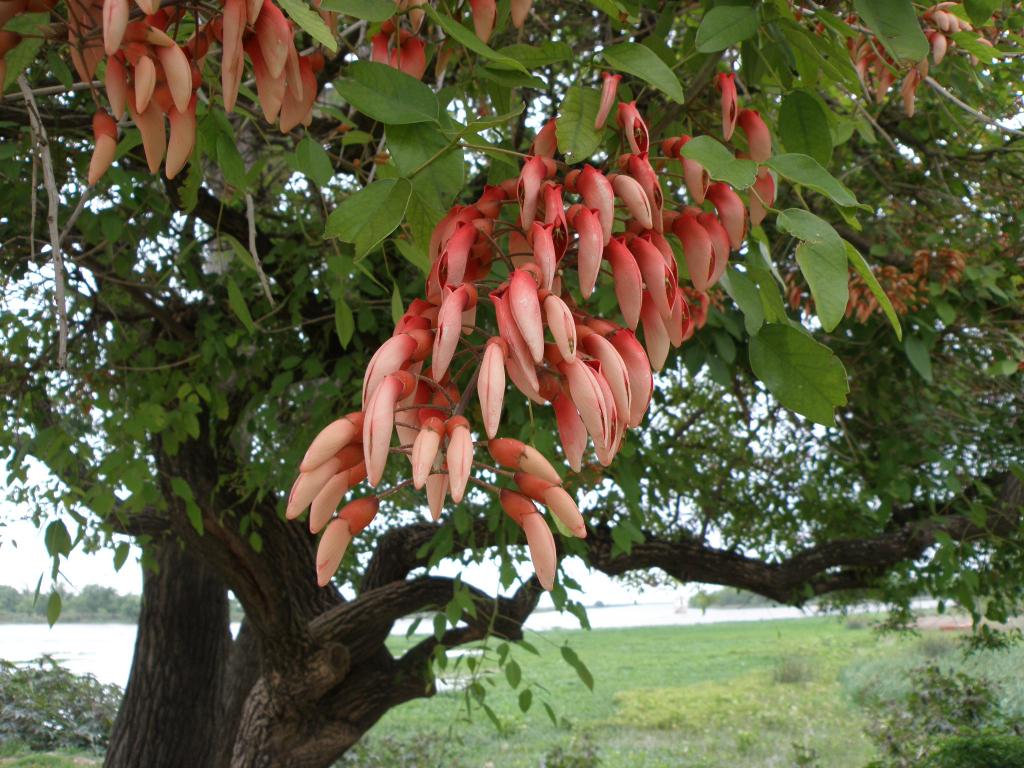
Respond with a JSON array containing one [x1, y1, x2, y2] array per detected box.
[[541, 734, 601, 768], [0, 656, 121, 753], [924, 733, 1024, 768], [863, 664, 1022, 768], [772, 655, 815, 685]]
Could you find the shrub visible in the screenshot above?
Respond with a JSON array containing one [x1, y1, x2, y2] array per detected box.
[[541, 734, 601, 768], [772, 655, 816, 685], [918, 634, 956, 660], [863, 664, 1022, 768], [923, 733, 1024, 768], [0, 656, 121, 753]]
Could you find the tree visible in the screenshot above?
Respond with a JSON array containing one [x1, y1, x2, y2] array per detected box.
[[1, 0, 1022, 766]]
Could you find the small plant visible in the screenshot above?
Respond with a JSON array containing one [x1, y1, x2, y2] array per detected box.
[[773, 655, 816, 685], [0, 656, 121, 753], [792, 743, 821, 768], [541, 734, 601, 768], [918, 633, 956, 659]]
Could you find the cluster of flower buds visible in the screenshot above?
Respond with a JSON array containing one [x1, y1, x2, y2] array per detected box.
[[289, 76, 770, 591], [58, 0, 324, 184], [846, 3, 997, 116], [787, 247, 966, 323], [369, 0, 531, 80]]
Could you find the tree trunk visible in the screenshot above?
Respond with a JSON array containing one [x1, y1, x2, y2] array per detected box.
[[105, 540, 232, 768]]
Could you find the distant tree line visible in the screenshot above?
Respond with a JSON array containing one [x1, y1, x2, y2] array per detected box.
[[690, 588, 780, 610], [0, 585, 244, 623]]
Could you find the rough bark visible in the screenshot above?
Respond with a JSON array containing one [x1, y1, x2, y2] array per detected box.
[[104, 539, 231, 768]]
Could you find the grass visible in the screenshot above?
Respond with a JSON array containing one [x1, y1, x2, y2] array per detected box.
[[361, 615, 908, 768]]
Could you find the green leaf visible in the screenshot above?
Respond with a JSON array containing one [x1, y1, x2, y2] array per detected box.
[[276, 0, 338, 52], [325, 178, 412, 259], [695, 5, 759, 53], [226, 277, 256, 334], [845, 240, 902, 340], [767, 154, 859, 209], [904, 334, 933, 383], [318, 0, 394, 20], [518, 689, 533, 713], [47, 591, 61, 627], [113, 542, 130, 571], [3, 11, 47, 33], [295, 137, 333, 186], [3, 36, 43, 89], [387, 122, 463, 210], [498, 42, 573, 68], [170, 477, 204, 534], [556, 86, 603, 164], [334, 297, 354, 348], [424, 6, 528, 73], [720, 267, 765, 336], [853, 0, 929, 62], [749, 324, 849, 426], [217, 134, 248, 191], [963, 0, 1000, 25], [44, 521, 73, 558], [560, 646, 594, 690], [505, 659, 522, 688], [390, 283, 404, 326], [678, 136, 757, 189], [602, 42, 685, 103], [775, 208, 839, 245], [795, 240, 849, 333], [335, 61, 439, 125], [777, 92, 832, 167], [950, 31, 1000, 62], [393, 238, 431, 275]]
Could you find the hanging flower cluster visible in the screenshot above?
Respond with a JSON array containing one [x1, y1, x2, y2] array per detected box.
[[26, 0, 330, 184], [368, 0, 532, 81], [845, 2, 998, 116], [288, 74, 774, 590]]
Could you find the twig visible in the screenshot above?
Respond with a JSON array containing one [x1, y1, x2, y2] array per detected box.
[[1, 80, 102, 102], [19, 74, 68, 369], [244, 192, 275, 307], [923, 76, 1024, 138], [59, 188, 93, 247], [29, 144, 37, 261]]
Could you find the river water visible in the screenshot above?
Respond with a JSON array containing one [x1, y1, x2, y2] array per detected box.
[[0, 603, 814, 688]]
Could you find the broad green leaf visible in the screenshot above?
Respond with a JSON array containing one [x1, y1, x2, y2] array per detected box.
[[335, 62, 439, 125], [518, 689, 533, 713], [963, 0, 1000, 25], [904, 334, 933, 383], [950, 31, 1000, 62], [44, 521, 73, 558], [1, 34, 42, 89], [295, 137, 334, 186], [560, 646, 595, 690], [277, 0, 338, 52], [679, 135, 757, 189], [695, 5, 759, 53], [3, 11, 47, 33], [387, 122, 463, 210], [498, 42, 573, 68], [226, 277, 256, 334], [505, 659, 522, 688], [47, 591, 61, 627], [170, 477, 204, 534], [475, 65, 546, 90], [720, 267, 764, 336], [456, 103, 526, 134], [602, 42, 685, 104], [767, 154, 859, 209], [113, 542, 130, 571], [778, 92, 832, 167], [749, 324, 849, 426], [393, 238, 431, 275], [853, 0, 929, 62], [217, 135, 248, 191], [556, 86, 603, 164], [845, 240, 902, 340], [325, 178, 412, 259], [318, 0, 394, 20], [424, 7, 529, 73], [334, 297, 354, 348], [775, 208, 839, 245], [795, 240, 848, 332]]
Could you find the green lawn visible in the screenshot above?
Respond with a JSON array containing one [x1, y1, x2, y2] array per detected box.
[[349, 615, 911, 768]]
